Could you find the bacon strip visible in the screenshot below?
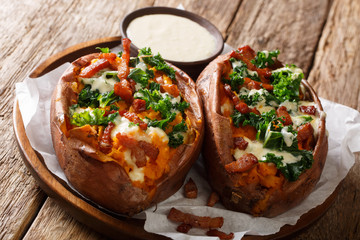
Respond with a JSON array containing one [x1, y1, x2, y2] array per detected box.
[[225, 153, 258, 173], [206, 229, 234, 240], [297, 122, 315, 150], [99, 52, 118, 70], [244, 77, 273, 91], [234, 102, 260, 115], [138, 141, 159, 162], [276, 106, 293, 125], [167, 208, 224, 229], [115, 38, 134, 103], [131, 99, 147, 113], [224, 84, 240, 105], [207, 192, 220, 207], [233, 137, 248, 150], [117, 38, 131, 79], [99, 122, 115, 153], [114, 79, 134, 103], [123, 111, 148, 130], [116, 133, 159, 167], [176, 223, 192, 233], [79, 58, 110, 78], [116, 133, 146, 167], [230, 46, 274, 83], [184, 178, 198, 199], [299, 105, 316, 115]]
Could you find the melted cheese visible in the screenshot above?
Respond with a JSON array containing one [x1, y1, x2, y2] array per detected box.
[[81, 70, 118, 94], [123, 149, 145, 182], [234, 138, 302, 164], [272, 66, 303, 80], [281, 126, 296, 147], [111, 116, 150, 142]]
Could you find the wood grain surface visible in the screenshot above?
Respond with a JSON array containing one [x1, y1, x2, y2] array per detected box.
[[1, 0, 359, 239]]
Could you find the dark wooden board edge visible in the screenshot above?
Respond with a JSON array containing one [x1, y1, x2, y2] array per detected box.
[[13, 36, 339, 240]]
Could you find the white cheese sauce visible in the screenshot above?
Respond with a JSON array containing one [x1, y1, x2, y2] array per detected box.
[[123, 149, 145, 182], [80, 70, 118, 94], [234, 137, 302, 164], [126, 14, 216, 62]]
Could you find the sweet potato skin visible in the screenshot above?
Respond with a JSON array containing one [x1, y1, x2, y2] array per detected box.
[[196, 52, 328, 217], [50, 53, 204, 216]]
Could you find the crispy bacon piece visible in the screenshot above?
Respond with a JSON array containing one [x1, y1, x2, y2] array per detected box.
[[224, 84, 240, 105], [297, 122, 315, 150], [116, 133, 146, 167], [103, 110, 116, 117], [234, 102, 260, 115], [235, 102, 251, 114], [116, 132, 158, 165], [79, 58, 110, 78], [99, 52, 118, 70], [117, 38, 131, 80], [276, 106, 293, 125], [123, 111, 148, 130], [114, 79, 134, 103], [225, 153, 258, 173], [256, 67, 272, 79], [184, 178, 198, 199], [176, 223, 192, 233], [299, 105, 316, 115], [206, 229, 234, 240], [99, 122, 115, 153], [161, 84, 180, 97], [233, 137, 248, 150], [244, 77, 273, 91], [131, 99, 147, 113], [167, 208, 224, 229], [230, 45, 257, 71], [207, 192, 220, 207], [138, 141, 159, 162], [297, 122, 314, 142]]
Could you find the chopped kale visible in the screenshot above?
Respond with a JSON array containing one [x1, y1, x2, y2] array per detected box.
[[98, 90, 121, 108], [251, 50, 280, 68], [78, 85, 100, 108], [95, 47, 110, 53], [149, 82, 160, 92], [78, 85, 121, 108], [128, 68, 151, 88], [168, 120, 188, 148], [138, 47, 176, 80], [69, 107, 118, 127], [271, 65, 304, 102]]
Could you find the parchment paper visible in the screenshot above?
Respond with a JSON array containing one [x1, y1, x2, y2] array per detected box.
[[15, 56, 360, 240]]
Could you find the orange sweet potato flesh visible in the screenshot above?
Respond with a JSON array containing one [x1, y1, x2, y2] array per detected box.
[[50, 52, 204, 216], [196, 51, 328, 217]]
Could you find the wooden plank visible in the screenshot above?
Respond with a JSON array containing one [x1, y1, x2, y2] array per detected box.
[[0, 0, 152, 239], [294, 0, 360, 238], [154, 0, 241, 37], [22, 198, 107, 240], [308, 0, 360, 111], [226, 0, 331, 75]]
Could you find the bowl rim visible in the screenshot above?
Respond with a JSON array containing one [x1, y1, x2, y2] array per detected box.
[[120, 6, 224, 66]]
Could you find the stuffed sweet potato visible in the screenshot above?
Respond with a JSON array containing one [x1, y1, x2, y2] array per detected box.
[[50, 38, 204, 216], [196, 46, 327, 217]]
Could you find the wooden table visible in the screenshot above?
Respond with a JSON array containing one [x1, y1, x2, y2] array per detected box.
[[1, 0, 359, 239]]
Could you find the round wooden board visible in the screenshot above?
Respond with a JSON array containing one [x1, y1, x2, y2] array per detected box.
[[13, 36, 339, 240]]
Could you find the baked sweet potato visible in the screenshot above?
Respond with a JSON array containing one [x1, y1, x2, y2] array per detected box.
[[50, 38, 204, 216], [196, 46, 328, 217]]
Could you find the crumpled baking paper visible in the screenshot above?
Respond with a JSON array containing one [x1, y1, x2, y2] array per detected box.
[[15, 55, 359, 240]]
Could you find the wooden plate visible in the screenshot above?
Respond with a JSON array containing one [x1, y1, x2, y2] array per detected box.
[[13, 36, 339, 240]]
